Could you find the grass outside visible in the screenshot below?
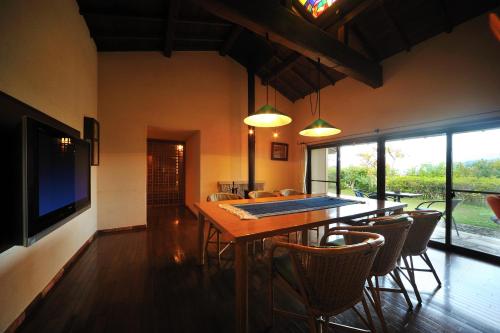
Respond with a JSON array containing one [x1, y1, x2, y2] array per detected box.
[[339, 188, 499, 230]]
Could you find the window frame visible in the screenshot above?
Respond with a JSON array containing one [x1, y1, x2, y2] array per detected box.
[[306, 117, 500, 264]]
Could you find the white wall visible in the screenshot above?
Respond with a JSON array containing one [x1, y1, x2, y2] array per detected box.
[[0, 0, 97, 331], [97, 52, 297, 230]]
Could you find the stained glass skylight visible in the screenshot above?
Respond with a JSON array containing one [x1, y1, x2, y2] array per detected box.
[[298, 0, 337, 18]]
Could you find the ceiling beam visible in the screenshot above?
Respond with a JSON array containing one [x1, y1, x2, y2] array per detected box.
[[164, 0, 180, 57], [220, 25, 244, 56], [322, 0, 380, 31], [351, 24, 380, 62], [436, 0, 453, 33], [381, 2, 411, 51], [191, 0, 382, 88], [262, 53, 301, 83], [176, 19, 232, 27], [80, 11, 164, 22], [337, 24, 349, 45], [175, 37, 225, 43]]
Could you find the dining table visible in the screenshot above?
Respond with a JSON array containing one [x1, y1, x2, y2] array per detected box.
[[194, 194, 407, 333]]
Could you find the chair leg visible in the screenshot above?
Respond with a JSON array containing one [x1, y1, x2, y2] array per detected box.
[[391, 269, 413, 310], [402, 255, 422, 304], [216, 228, 221, 266], [421, 252, 442, 286], [360, 294, 376, 332], [367, 276, 388, 333], [268, 270, 275, 329], [452, 217, 460, 237], [307, 315, 318, 333]]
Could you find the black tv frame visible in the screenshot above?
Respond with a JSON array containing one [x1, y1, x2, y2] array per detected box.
[[22, 117, 91, 246], [0, 90, 90, 251]]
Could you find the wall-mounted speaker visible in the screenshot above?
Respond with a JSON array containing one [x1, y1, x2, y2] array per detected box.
[[84, 117, 99, 166]]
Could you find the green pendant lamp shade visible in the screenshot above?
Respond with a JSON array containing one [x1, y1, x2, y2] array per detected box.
[[299, 58, 341, 137], [299, 118, 341, 137], [244, 104, 292, 127]]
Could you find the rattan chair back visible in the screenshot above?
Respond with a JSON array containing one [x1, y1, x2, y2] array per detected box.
[[322, 215, 413, 276], [248, 191, 277, 199], [279, 189, 303, 196], [275, 231, 384, 315], [206, 192, 243, 202], [403, 210, 442, 256]]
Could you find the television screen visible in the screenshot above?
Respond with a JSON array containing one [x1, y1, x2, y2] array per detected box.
[[24, 117, 90, 245]]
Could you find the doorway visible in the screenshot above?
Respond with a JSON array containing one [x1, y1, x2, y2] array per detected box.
[[147, 140, 185, 207]]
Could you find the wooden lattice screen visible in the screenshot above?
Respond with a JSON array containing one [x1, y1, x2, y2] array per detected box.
[[147, 140, 185, 206]]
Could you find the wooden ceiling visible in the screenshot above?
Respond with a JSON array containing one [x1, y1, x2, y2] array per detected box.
[[77, 0, 499, 102]]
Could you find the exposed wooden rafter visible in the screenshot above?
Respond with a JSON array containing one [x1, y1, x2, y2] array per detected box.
[[381, 2, 411, 51], [220, 25, 244, 56], [306, 58, 336, 86], [351, 24, 380, 62], [164, 0, 180, 57], [262, 53, 301, 83], [322, 0, 380, 31], [437, 0, 453, 33], [191, 0, 382, 88], [337, 24, 349, 45]]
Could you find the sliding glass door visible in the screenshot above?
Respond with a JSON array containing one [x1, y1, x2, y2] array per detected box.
[[385, 135, 447, 243], [307, 121, 500, 261], [339, 142, 377, 197], [310, 147, 337, 195], [451, 128, 500, 257]]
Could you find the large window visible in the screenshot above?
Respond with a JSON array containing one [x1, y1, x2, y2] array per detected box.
[[310, 147, 337, 195], [308, 122, 500, 261], [451, 128, 500, 257], [339, 142, 377, 197], [385, 135, 447, 243]]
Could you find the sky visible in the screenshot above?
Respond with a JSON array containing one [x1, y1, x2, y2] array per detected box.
[[327, 128, 500, 172]]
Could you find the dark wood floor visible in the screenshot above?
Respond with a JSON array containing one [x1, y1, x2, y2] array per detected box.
[[17, 207, 500, 333]]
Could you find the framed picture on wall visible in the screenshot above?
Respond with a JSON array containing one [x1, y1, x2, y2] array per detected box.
[[271, 142, 288, 161]]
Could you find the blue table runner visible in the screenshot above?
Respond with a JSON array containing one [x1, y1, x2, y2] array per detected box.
[[232, 196, 363, 218]]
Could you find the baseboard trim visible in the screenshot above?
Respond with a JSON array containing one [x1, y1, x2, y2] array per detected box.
[[6, 232, 96, 333], [97, 224, 147, 235]]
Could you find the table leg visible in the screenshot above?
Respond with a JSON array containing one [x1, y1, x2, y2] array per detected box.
[[197, 213, 206, 265], [235, 240, 249, 333], [301, 229, 309, 246]]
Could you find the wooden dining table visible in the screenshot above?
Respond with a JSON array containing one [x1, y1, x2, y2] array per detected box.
[[194, 194, 406, 333]]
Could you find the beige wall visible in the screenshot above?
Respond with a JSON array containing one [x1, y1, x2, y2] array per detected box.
[[0, 0, 97, 331], [291, 12, 500, 190], [98, 52, 296, 228]]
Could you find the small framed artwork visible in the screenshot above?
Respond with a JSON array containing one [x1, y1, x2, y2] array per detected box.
[[271, 142, 288, 161]]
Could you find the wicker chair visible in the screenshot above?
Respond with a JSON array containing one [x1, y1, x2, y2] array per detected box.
[[322, 214, 413, 332], [280, 189, 303, 196], [397, 210, 443, 304], [205, 193, 243, 266], [486, 195, 500, 224], [248, 190, 277, 199], [268, 231, 385, 333]]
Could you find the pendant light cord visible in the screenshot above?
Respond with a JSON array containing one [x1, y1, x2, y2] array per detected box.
[[309, 58, 322, 118]]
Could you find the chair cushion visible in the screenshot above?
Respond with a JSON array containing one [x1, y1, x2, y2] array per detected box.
[[273, 254, 300, 290], [323, 236, 346, 246]]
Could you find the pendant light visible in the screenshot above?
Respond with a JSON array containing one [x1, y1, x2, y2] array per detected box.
[[244, 34, 292, 128], [244, 82, 292, 128], [299, 59, 341, 137]]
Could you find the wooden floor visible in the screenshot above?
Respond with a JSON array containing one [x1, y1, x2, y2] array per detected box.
[[18, 207, 500, 333]]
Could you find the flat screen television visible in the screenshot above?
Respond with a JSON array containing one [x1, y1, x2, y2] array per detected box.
[[23, 117, 91, 245]]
